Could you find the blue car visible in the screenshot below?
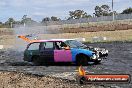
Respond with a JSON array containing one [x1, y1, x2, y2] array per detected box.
[[23, 39, 108, 65]]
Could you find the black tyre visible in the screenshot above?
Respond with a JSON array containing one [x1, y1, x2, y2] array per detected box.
[[32, 56, 41, 66], [76, 55, 88, 66]]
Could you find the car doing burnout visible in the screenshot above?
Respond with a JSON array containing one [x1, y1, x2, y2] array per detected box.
[[23, 39, 108, 65]]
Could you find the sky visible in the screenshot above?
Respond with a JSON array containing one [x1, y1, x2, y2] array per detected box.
[[0, 0, 132, 22]]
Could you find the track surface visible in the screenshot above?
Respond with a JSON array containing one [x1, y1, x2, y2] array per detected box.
[[0, 42, 132, 87]]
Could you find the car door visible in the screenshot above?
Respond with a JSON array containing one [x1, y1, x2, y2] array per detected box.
[[39, 42, 54, 63], [54, 42, 72, 62], [24, 42, 40, 62]]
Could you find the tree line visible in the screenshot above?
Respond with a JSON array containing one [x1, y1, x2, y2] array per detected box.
[[0, 5, 132, 28]]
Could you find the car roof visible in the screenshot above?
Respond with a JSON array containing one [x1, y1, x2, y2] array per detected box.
[[30, 39, 75, 43]]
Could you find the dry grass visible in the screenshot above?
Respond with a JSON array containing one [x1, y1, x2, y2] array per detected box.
[[1, 28, 132, 47], [40, 29, 132, 42], [0, 28, 13, 35]]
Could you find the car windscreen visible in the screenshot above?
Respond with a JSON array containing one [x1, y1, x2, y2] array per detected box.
[[64, 40, 85, 48]]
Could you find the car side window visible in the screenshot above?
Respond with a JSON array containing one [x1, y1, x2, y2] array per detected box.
[[55, 42, 62, 50], [40, 42, 54, 50], [55, 42, 70, 50], [28, 43, 40, 50], [45, 42, 54, 49]]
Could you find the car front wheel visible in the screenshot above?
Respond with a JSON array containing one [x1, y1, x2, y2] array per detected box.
[[76, 55, 88, 66]]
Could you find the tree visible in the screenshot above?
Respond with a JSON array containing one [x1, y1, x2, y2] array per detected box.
[[101, 5, 111, 16], [121, 7, 132, 14], [0, 22, 3, 28], [0, 22, 2, 25], [15, 21, 21, 25], [84, 15, 92, 18], [68, 10, 91, 19], [21, 15, 37, 25], [94, 5, 111, 17], [51, 16, 60, 21], [94, 6, 102, 17], [109, 11, 118, 16], [41, 17, 50, 23], [22, 15, 27, 20], [41, 17, 51, 26], [5, 18, 15, 24], [5, 18, 15, 28], [21, 15, 28, 24]]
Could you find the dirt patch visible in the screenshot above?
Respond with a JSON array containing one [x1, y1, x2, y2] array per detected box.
[[0, 28, 13, 35], [60, 23, 132, 33], [0, 71, 104, 88]]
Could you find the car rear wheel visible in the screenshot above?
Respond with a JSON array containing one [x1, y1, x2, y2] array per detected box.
[[32, 56, 41, 66], [76, 55, 88, 66]]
